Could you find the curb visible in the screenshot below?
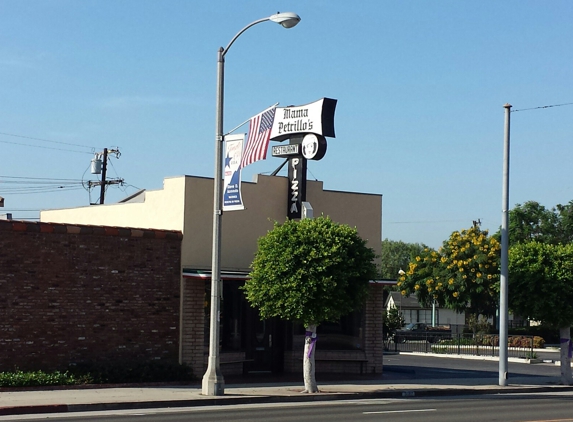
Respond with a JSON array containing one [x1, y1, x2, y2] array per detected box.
[[3, 384, 573, 416]]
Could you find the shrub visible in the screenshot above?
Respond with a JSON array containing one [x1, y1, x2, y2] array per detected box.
[[0, 360, 194, 388], [0, 370, 89, 388], [68, 359, 194, 384]]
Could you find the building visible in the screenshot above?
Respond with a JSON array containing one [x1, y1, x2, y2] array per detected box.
[[385, 291, 466, 334], [0, 219, 182, 372], [41, 174, 385, 376]]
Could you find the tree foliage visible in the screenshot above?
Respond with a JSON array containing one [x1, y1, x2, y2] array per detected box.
[[242, 216, 377, 328], [383, 305, 405, 337], [379, 239, 427, 280], [508, 241, 573, 328], [509, 200, 573, 246], [398, 226, 500, 316]]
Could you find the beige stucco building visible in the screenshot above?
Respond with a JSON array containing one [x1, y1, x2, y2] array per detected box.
[[41, 174, 385, 377]]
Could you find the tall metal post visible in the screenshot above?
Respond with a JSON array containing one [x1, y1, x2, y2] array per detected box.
[[202, 47, 226, 397], [201, 12, 301, 397], [499, 103, 511, 386]]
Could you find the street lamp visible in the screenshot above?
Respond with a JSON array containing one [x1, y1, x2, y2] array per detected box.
[[499, 103, 511, 386], [203, 12, 301, 397]]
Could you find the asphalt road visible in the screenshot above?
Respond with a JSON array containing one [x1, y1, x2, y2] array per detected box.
[[383, 352, 562, 380], [7, 393, 573, 422]]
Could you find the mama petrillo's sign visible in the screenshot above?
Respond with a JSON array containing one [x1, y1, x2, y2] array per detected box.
[[270, 98, 337, 142], [268, 98, 337, 219]]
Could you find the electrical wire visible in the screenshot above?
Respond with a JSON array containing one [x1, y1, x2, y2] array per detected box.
[[513, 102, 573, 112], [0, 131, 97, 149]]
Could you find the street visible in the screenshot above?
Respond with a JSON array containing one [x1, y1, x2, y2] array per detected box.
[[4, 392, 573, 422], [1, 353, 568, 422], [383, 351, 562, 380]]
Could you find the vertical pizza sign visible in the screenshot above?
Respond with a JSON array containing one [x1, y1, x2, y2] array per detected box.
[[270, 98, 337, 219]]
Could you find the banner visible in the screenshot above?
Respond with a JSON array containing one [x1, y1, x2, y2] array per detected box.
[[223, 134, 245, 211]]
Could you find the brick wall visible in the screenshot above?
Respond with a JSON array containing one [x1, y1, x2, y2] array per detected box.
[[363, 283, 384, 373], [0, 220, 182, 372], [179, 278, 205, 378]]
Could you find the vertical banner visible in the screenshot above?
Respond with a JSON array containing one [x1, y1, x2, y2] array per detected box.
[[223, 134, 245, 211], [287, 156, 307, 219]]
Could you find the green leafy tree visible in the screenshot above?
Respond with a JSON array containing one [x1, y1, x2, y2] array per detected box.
[[509, 201, 561, 245], [383, 305, 405, 339], [508, 200, 573, 246], [509, 242, 573, 384], [379, 239, 427, 280], [242, 216, 377, 393], [398, 226, 500, 317]]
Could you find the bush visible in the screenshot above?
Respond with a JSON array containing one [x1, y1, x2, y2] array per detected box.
[[68, 360, 194, 384], [0, 360, 195, 388], [0, 370, 89, 388]]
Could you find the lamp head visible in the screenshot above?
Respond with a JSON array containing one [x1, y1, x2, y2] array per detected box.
[[269, 12, 301, 28]]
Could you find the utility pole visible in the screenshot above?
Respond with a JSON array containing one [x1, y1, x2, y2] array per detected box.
[[89, 147, 122, 205], [499, 103, 511, 386], [99, 148, 108, 205]]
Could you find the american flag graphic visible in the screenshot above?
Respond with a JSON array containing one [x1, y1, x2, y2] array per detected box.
[[240, 106, 276, 169]]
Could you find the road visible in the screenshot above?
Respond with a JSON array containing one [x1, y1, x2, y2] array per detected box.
[[383, 351, 562, 380], [6, 393, 573, 421], [2, 353, 567, 422]]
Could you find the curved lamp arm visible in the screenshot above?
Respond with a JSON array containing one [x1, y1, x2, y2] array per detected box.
[[223, 12, 301, 56]]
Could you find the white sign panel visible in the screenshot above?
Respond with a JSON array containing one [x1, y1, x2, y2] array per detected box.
[[270, 98, 337, 142], [223, 134, 245, 211]]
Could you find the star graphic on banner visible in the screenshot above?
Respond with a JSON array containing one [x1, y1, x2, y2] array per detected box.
[[224, 152, 232, 169]]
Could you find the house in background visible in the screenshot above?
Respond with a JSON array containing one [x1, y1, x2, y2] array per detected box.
[[385, 291, 466, 334], [41, 174, 385, 376]]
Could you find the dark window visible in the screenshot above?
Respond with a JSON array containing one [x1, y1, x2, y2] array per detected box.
[[291, 311, 364, 350]]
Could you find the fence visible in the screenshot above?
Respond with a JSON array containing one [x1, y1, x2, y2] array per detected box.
[[386, 333, 536, 359]]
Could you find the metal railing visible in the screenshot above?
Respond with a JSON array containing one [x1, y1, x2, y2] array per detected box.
[[386, 333, 536, 359]]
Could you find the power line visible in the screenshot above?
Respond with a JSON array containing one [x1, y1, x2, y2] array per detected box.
[[513, 102, 573, 112], [1, 187, 85, 195], [0, 138, 94, 154], [0, 131, 97, 149], [0, 175, 84, 182]]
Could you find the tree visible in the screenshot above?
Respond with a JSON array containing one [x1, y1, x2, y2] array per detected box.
[[508, 200, 573, 246], [383, 305, 405, 339], [509, 201, 561, 245], [398, 226, 500, 317], [242, 216, 377, 393], [508, 241, 573, 384], [379, 239, 427, 280]]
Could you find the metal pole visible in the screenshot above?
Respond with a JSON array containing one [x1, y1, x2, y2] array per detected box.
[[202, 47, 225, 396], [499, 103, 511, 386], [201, 12, 300, 396]]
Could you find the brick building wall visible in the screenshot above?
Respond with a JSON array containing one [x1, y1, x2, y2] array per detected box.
[[363, 283, 384, 373], [179, 278, 205, 378], [0, 220, 182, 372]]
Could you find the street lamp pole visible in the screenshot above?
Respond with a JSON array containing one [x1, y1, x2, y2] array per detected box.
[[202, 12, 301, 397], [499, 103, 511, 387]]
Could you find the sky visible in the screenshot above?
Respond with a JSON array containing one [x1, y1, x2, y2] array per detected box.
[[1, 0, 572, 250]]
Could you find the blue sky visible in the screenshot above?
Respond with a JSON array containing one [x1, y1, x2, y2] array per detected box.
[[1, 0, 572, 249]]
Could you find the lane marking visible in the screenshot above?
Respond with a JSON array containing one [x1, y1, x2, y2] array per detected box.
[[364, 408, 436, 415]]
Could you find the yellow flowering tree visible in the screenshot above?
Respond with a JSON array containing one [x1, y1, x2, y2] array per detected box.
[[397, 226, 501, 316]]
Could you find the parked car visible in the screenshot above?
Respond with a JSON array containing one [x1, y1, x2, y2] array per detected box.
[[393, 322, 452, 343]]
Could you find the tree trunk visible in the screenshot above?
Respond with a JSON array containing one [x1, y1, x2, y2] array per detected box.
[[559, 327, 572, 385], [303, 324, 319, 393]]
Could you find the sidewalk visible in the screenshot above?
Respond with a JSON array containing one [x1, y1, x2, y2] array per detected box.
[[1, 355, 572, 417]]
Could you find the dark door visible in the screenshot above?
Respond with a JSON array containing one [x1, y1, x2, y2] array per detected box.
[[245, 308, 285, 374]]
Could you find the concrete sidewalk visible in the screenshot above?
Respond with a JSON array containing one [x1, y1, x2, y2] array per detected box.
[[1, 373, 572, 417]]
